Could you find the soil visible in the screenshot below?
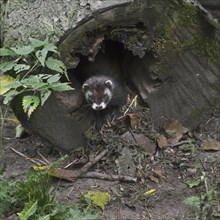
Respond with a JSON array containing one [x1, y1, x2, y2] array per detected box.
[[1, 105, 220, 220]]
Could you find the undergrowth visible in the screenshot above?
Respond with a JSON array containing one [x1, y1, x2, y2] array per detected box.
[[0, 37, 73, 118], [0, 168, 99, 220], [183, 143, 220, 219]]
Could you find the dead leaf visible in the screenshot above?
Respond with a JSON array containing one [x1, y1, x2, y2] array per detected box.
[[143, 189, 156, 196], [116, 147, 136, 177], [32, 165, 48, 171], [85, 191, 111, 210], [153, 165, 163, 179], [201, 138, 220, 151], [114, 113, 138, 129], [50, 168, 78, 181], [32, 166, 78, 181], [127, 113, 139, 129], [121, 132, 156, 155], [157, 134, 168, 148], [148, 175, 159, 184], [163, 118, 188, 145]]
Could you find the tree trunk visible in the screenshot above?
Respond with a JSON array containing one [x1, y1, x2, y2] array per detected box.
[[1, 0, 220, 152]]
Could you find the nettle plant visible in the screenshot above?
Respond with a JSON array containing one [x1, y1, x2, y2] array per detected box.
[[0, 38, 73, 118]]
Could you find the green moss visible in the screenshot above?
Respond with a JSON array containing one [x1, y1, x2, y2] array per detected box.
[[181, 34, 220, 64], [185, 107, 208, 128], [149, 1, 201, 53], [185, 98, 220, 127], [148, 0, 220, 67], [171, 1, 220, 64], [179, 3, 200, 27]]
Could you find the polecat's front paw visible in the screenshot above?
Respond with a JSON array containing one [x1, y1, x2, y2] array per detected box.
[[95, 116, 104, 131]]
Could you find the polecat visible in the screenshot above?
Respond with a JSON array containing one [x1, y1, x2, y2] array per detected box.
[[82, 74, 127, 130]]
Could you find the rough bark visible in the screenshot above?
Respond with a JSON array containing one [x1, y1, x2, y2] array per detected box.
[[58, 0, 220, 129], [1, 0, 220, 152]]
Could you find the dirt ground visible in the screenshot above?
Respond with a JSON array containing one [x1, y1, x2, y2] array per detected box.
[[1, 2, 220, 220], [1, 105, 220, 220]]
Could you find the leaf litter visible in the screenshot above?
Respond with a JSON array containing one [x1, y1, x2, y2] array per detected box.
[[2, 105, 220, 219]]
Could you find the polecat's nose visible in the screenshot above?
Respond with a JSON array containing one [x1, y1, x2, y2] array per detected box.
[[92, 102, 106, 110], [95, 106, 103, 110]]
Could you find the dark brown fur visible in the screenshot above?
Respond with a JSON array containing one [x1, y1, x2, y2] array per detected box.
[[82, 74, 127, 130]]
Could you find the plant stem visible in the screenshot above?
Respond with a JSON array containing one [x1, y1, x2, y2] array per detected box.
[[0, 105, 9, 164], [21, 60, 39, 80]]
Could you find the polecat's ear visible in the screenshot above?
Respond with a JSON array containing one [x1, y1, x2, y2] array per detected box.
[[105, 80, 114, 90], [82, 83, 89, 92]]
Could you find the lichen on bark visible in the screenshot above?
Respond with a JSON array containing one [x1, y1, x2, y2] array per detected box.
[[1, 0, 79, 46]]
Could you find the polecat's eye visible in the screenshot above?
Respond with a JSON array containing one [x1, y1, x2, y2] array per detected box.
[[88, 95, 94, 100], [104, 94, 109, 100]]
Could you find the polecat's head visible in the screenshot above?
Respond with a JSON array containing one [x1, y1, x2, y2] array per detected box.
[[82, 76, 114, 110]]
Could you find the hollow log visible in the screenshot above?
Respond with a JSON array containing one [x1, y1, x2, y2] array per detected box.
[[1, 0, 220, 152]]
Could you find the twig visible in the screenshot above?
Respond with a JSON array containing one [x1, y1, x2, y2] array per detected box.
[[67, 185, 76, 197], [37, 151, 50, 165], [64, 158, 88, 169], [78, 148, 109, 175], [10, 147, 43, 165], [168, 140, 194, 148], [129, 128, 140, 145], [64, 160, 77, 169], [81, 172, 137, 182], [124, 95, 138, 116]]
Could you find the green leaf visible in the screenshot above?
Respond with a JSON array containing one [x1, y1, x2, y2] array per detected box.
[[17, 200, 38, 220], [21, 75, 43, 89], [50, 83, 74, 92], [11, 45, 35, 55], [35, 48, 48, 66], [86, 191, 111, 210], [0, 61, 16, 72], [45, 57, 67, 75], [14, 64, 30, 74], [3, 90, 19, 104], [29, 37, 57, 53], [47, 74, 61, 84], [8, 80, 23, 89], [183, 196, 200, 208], [29, 37, 48, 48], [59, 206, 98, 220], [37, 214, 51, 220], [44, 43, 57, 53], [0, 48, 16, 57], [15, 124, 25, 138], [0, 75, 15, 95], [32, 38, 57, 67], [40, 90, 51, 105], [186, 179, 202, 188], [22, 95, 40, 118]]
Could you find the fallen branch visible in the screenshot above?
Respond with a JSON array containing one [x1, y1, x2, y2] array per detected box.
[[79, 148, 109, 175], [52, 169, 137, 182], [81, 172, 137, 182], [51, 147, 137, 182], [11, 145, 137, 183], [50, 148, 110, 181]]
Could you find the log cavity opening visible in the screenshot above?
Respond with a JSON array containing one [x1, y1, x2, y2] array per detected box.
[[69, 39, 162, 102]]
